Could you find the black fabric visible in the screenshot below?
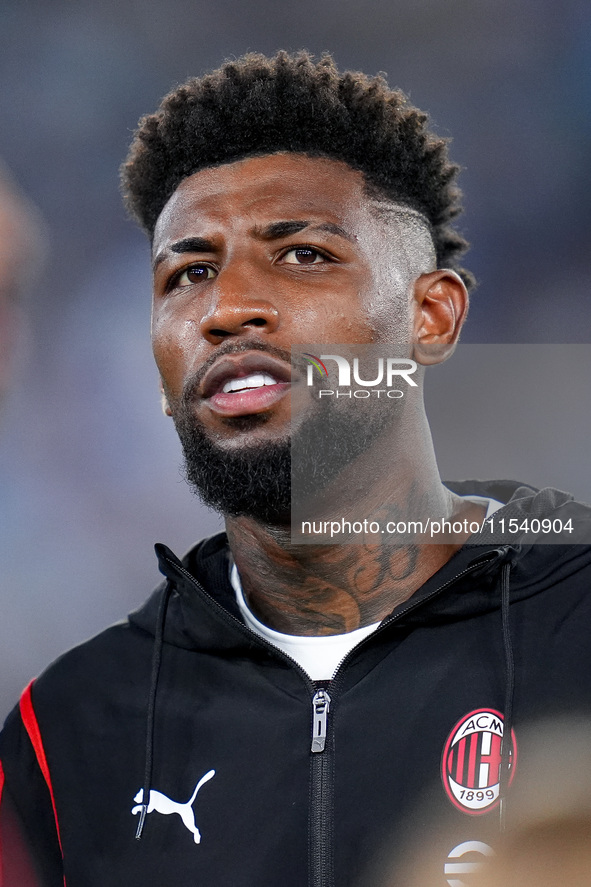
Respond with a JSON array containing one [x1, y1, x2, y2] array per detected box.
[[2, 480, 591, 886], [0, 707, 63, 887]]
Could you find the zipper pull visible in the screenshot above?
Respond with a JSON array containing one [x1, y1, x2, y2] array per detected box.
[[311, 689, 331, 753]]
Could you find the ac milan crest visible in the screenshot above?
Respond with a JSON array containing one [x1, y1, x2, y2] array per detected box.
[[442, 708, 516, 814]]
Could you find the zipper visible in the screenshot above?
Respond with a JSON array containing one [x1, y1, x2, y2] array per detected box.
[[310, 688, 333, 887], [311, 690, 331, 753]]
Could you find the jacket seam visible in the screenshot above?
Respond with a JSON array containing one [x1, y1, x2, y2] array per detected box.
[[19, 681, 66, 885]]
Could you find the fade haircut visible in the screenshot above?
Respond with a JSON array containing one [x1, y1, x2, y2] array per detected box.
[[122, 51, 474, 289]]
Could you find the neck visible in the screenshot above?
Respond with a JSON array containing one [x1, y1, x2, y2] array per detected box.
[[225, 418, 485, 636]]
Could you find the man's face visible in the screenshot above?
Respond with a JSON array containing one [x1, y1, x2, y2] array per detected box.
[[151, 153, 433, 520]]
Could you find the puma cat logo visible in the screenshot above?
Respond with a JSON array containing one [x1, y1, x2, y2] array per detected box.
[[132, 769, 216, 843]]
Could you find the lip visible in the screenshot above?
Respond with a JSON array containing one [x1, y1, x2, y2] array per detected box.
[[200, 351, 293, 417]]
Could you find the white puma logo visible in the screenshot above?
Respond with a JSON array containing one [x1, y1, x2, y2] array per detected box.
[[131, 769, 215, 843]]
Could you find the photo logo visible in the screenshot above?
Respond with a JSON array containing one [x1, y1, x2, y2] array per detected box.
[[304, 353, 417, 399], [442, 709, 516, 815], [303, 353, 329, 379]]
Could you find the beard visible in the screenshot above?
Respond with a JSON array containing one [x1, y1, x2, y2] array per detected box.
[[174, 410, 292, 524], [172, 396, 394, 527]]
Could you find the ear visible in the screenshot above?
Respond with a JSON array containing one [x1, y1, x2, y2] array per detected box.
[[411, 269, 469, 366], [159, 378, 173, 417]]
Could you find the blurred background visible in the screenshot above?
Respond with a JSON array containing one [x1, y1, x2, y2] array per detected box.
[[0, 0, 590, 720]]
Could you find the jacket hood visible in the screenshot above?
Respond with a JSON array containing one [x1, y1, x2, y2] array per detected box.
[[129, 480, 591, 649]]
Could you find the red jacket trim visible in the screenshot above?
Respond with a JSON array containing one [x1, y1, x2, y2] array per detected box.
[[19, 681, 64, 865]]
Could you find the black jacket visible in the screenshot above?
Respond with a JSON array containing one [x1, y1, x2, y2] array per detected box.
[[2, 480, 591, 887]]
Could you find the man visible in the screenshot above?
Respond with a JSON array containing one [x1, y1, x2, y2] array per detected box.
[[1, 51, 591, 887]]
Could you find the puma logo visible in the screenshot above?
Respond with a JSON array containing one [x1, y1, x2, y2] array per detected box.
[[132, 769, 216, 843]]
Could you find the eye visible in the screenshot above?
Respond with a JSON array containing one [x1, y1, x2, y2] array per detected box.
[[175, 264, 217, 286], [281, 247, 325, 265]]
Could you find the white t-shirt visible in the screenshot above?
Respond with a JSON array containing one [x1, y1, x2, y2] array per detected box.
[[230, 496, 504, 681]]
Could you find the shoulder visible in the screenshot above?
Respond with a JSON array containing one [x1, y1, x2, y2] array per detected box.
[[30, 615, 157, 736]]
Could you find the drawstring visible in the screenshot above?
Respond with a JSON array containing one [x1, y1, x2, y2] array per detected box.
[[135, 580, 174, 840], [498, 558, 514, 832]]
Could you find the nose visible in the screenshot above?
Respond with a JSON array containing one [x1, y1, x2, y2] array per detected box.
[[200, 266, 280, 344]]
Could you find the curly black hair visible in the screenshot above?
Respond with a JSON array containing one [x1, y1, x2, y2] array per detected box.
[[122, 51, 474, 289]]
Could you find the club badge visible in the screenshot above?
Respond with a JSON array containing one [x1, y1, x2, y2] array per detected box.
[[442, 709, 516, 814]]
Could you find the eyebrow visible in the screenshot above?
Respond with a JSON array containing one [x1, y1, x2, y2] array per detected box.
[[254, 220, 354, 242], [153, 237, 214, 271]]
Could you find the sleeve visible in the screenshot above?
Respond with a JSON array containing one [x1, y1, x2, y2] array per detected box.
[[0, 683, 64, 887]]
